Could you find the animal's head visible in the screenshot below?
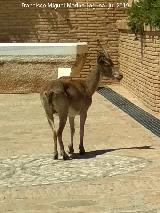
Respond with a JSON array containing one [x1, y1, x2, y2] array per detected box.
[[97, 51, 123, 81]]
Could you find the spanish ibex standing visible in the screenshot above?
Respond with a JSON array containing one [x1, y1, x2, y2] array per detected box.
[[40, 41, 123, 160]]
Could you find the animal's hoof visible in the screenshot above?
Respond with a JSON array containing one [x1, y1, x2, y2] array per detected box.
[[79, 147, 86, 155], [68, 146, 74, 154], [63, 153, 71, 160], [69, 153, 76, 159], [53, 153, 58, 160]]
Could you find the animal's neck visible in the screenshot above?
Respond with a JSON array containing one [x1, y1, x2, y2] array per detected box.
[[86, 65, 101, 96]]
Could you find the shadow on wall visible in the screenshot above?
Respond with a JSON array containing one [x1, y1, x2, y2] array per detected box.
[[0, 0, 74, 42]]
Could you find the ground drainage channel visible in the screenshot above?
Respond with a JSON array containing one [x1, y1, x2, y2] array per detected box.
[[98, 87, 160, 137]]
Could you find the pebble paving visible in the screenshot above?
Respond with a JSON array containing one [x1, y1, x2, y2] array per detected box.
[[0, 153, 150, 187]]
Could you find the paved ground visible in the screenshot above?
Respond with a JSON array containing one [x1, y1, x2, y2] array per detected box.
[[0, 85, 160, 212]]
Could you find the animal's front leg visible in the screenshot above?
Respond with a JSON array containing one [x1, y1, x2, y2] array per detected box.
[[68, 116, 75, 155], [79, 112, 87, 155]]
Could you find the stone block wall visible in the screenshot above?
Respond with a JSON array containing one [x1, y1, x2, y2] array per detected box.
[[0, 0, 128, 81], [118, 21, 160, 113], [0, 56, 74, 93]]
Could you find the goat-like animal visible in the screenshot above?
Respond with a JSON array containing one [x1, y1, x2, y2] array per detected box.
[[40, 51, 123, 160]]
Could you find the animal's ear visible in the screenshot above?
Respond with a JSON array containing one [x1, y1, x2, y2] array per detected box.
[[97, 51, 114, 66], [107, 57, 114, 66], [97, 51, 106, 64]]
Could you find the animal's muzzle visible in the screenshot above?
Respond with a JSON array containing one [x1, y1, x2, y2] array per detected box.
[[117, 74, 123, 80]]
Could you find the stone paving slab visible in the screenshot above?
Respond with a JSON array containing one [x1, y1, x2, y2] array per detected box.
[[0, 87, 160, 212]]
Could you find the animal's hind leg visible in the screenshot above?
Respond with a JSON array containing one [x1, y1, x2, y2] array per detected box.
[[47, 116, 58, 160], [40, 93, 58, 159], [57, 113, 70, 160], [68, 116, 75, 155]]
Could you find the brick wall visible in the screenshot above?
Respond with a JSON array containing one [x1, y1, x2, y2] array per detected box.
[[118, 21, 160, 113], [0, 0, 128, 80]]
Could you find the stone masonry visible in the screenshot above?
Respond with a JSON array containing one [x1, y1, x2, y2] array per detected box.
[[117, 20, 160, 113], [0, 56, 74, 93]]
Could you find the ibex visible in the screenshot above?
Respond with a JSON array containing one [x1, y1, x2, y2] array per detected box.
[[40, 43, 123, 160]]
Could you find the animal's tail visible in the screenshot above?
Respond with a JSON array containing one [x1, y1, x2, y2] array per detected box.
[[40, 91, 57, 131], [40, 91, 49, 108], [40, 91, 54, 115]]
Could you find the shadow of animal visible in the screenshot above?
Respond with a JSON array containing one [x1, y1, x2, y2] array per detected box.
[[71, 146, 154, 160]]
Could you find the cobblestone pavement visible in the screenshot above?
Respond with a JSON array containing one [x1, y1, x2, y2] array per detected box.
[[0, 153, 149, 187], [0, 86, 160, 212]]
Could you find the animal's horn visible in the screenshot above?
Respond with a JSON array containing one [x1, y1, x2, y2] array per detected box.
[[97, 39, 104, 51]]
